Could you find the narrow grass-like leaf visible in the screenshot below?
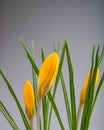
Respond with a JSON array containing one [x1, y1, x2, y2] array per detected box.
[[98, 47, 104, 66], [52, 40, 57, 52], [60, 72, 72, 130], [0, 70, 31, 130], [41, 45, 45, 62], [0, 101, 19, 130], [20, 38, 39, 75], [41, 45, 47, 130], [92, 73, 104, 112], [57, 40, 60, 53], [53, 43, 66, 98], [42, 98, 47, 130], [65, 40, 77, 130], [47, 92, 65, 130], [52, 40, 60, 53], [31, 41, 38, 110], [48, 43, 66, 130], [31, 42, 42, 130]]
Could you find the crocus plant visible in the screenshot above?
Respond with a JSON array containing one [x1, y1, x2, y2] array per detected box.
[[0, 39, 104, 130], [77, 68, 99, 127]]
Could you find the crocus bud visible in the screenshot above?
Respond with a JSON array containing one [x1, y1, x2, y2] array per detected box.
[[37, 52, 59, 99], [23, 80, 35, 120], [80, 68, 99, 104]]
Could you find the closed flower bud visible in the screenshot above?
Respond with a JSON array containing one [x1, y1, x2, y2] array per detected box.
[[80, 68, 99, 104], [23, 80, 35, 120], [37, 52, 59, 99]]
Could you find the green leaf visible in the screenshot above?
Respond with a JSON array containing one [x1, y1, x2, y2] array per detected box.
[[57, 40, 60, 53], [41, 45, 47, 130], [42, 97, 47, 130], [65, 40, 77, 130], [20, 38, 39, 75], [98, 46, 104, 66], [92, 73, 104, 109], [47, 92, 65, 130], [0, 70, 31, 130], [92, 73, 104, 112], [31, 41, 38, 110], [52, 40, 57, 52], [52, 40, 60, 53], [0, 101, 19, 130], [41, 45, 45, 62], [60, 72, 72, 130]]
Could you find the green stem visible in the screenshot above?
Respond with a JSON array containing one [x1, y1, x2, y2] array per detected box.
[[77, 102, 83, 128], [29, 118, 34, 130], [36, 99, 41, 130]]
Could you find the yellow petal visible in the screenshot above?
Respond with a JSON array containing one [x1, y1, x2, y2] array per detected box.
[[80, 68, 99, 104], [23, 80, 35, 119], [38, 52, 59, 99]]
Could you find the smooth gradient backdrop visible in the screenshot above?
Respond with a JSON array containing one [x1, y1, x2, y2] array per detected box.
[[0, 0, 104, 130]]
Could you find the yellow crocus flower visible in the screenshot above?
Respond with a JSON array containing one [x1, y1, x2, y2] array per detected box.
[[80, 68, 99, 104], [77, 68, 99, 127], [23, 80, 35, 120], [37, 52, 59, 99]]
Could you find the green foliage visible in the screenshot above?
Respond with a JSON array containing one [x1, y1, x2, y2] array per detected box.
[[0, 70, 31, 130], [0, 39, 104, 130], [0, 101, 19, 130], [81, 45, 104, 130]]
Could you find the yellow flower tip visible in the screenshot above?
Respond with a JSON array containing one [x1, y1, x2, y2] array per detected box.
[[23, 80, 35, 120], [80, 68, 99, 104], [38, 52, 59, 99]]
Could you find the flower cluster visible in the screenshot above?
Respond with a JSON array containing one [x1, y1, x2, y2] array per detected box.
[[0, 39, 104, 130], [23, 52, 59, 130]]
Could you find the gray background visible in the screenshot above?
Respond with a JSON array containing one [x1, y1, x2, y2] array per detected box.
[[0, 0, 104, 130]]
